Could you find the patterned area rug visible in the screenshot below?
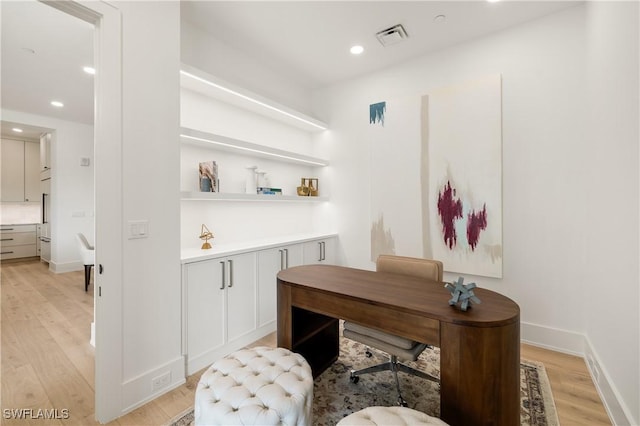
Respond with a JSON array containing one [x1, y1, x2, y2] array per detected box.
[[169, 336, 558, 426]]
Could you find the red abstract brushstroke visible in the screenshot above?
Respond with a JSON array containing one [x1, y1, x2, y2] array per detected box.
[[467, 204, 488, 250], [437, 181, 463, 249]]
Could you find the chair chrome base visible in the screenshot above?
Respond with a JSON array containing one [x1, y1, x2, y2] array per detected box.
[[349, 353, 439, 406]]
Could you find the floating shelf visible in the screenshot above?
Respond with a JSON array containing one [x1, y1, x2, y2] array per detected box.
[[180, 127, 329, 167], [180, 64, 328, 133], [181, 191, 329, 202]]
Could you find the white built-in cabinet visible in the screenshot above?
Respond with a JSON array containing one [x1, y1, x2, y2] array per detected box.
[[180, 65, 338, 375], [184, 251, 257, 374], [1, 139, 40, 202], [40, 132, 52, 180], [303, 238, 336, 265], [257, 244, 303, 328], [182, 234, 337, 375]]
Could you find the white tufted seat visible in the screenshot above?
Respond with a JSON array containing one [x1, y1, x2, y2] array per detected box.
[[194, 347, 313, 425], [337, 406, 449, 425]]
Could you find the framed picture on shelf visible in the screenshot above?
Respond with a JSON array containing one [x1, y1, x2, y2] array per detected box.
[[199, 161, 218, 192]]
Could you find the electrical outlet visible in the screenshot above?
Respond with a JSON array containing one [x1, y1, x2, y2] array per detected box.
[[151, 372, 171, 391]]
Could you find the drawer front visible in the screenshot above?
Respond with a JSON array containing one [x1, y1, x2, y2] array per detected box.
[[0, 224, 37, 233], [1, 232, 37, 246], [1, 244, 38, 260]]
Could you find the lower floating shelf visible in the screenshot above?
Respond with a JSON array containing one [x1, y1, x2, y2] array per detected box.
[[181, 191, 329, 202]]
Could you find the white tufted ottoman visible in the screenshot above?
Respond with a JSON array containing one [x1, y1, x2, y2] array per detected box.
[[337, 406, 449, 425], [194, 346, 313, 425]]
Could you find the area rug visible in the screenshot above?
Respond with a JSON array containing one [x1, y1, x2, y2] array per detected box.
[[169, 336, 558, 426]]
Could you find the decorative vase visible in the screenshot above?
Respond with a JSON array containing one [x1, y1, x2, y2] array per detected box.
[[245, 166, 257, 194]]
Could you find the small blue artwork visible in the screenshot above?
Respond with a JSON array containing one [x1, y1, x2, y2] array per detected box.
[[369, 101, 386, 126]]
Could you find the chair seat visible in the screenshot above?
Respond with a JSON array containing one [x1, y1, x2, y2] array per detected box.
[[337, 406, 449, 425], [344, 324, 427, 362]]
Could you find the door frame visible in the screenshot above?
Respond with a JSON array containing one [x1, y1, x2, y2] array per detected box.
[[41, 1, 123, 422]]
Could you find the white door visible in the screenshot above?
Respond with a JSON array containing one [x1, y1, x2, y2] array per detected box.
[[185, 260, 226, 362], [226, 252, 257, 342], [257, 245, 302, 327], [303, 238, 336, 265]]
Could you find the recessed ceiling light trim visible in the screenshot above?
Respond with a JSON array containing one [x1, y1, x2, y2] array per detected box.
[[83, 66, 96, 75], [50, 101, 64, 107], [350, 45, 364, 55], [12, 128, 23, 133]]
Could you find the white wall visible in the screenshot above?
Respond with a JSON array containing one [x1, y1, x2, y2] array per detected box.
[[584, 2, 639, 424], [181, 22, 313, 117], [0, 109, 94, 271], [312, 4, 637, 424], [114, 1, 183, 413]]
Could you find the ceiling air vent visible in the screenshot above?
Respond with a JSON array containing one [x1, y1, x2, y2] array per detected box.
[[375, 24, 408, 47]]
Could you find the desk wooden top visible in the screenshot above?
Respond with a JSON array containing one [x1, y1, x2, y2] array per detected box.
[[278, 264, 519, 328]]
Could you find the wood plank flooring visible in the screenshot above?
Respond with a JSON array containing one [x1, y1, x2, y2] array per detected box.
[[1, 259, 611, 425]]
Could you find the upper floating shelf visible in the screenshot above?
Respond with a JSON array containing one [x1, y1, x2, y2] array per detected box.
[[180, 64, 329, 133]]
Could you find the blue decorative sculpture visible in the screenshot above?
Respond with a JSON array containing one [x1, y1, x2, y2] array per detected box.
[[444, 277, 481, 311]]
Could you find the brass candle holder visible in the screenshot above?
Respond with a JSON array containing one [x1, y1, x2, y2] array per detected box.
[[297, 178, 319, 196]]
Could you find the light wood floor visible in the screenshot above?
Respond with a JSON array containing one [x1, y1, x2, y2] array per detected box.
[[1, 259, 611, 425]]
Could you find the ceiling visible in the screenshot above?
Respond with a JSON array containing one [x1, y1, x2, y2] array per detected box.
[[1, 0, 578, 137]]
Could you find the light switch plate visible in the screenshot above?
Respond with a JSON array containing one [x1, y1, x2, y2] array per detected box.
[[128, 220, 149, 239]]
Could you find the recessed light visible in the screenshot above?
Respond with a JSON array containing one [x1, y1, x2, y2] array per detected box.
[[434, 14, 447, 23], [83, 66, 96, 75], [12, 128, 23, 133], [51, 101, 64, 108], [350, 45, 364, 55], [487, 0, 501, 3]]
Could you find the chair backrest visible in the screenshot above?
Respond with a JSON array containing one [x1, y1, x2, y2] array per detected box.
[[76, 233, 95, 265], [376, 255, 443, 282]]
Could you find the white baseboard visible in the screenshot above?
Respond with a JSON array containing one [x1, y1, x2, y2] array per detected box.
[[121, 356, 186, 414], [521, 321, 634, 426], [583, 337, 636, 426], [49, 260, 83, 274], [521, 321, 585, 356]]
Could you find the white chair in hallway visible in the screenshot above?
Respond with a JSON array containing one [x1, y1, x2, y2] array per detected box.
[[76, 233, 95, 292]]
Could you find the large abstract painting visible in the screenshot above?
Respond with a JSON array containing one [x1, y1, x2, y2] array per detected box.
[[421, 74, 503, 278]]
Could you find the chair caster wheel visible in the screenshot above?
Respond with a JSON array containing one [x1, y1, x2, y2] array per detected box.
[[365, 350, 373, 358], [398, 398, 408, 407], [349, 372, 360, 384]]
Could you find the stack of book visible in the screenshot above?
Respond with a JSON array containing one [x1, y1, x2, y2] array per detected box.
[[257, 187, 282, 195]]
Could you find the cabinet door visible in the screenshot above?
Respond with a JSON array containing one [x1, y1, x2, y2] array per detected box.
[[24, 141, 40, 202], [225, 252, 257, 342], [1, 139, 25, 202], [185, 259, 225, 362], [303, 238, 336, 265], [40, 133, 51, 172], [256, 244, 303, 328]]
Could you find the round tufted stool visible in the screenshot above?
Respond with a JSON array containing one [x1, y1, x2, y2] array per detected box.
[[194, 346, 313, 425], [337, 406, 449, 425]]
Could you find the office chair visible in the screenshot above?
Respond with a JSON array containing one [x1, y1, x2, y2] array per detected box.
[[76, 233, 95, 292], [343, 255, 442, 406]]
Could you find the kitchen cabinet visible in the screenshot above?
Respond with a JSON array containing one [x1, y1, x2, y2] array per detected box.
[[256, 244, 303, 328], [0, 139, 40, 202], [183, 251, 256, 374], [40, 132, 52, 179], [1, 224, 38, 260]]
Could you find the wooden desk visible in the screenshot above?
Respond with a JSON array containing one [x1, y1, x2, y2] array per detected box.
[[277, 264, 520, 426]]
